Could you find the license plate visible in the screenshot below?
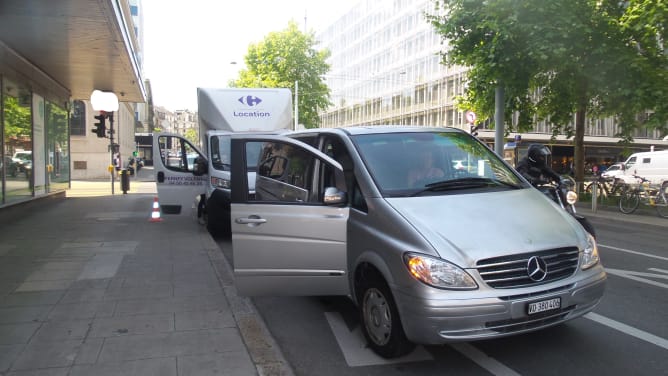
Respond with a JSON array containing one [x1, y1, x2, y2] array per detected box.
[[527, 297, 561, 315]]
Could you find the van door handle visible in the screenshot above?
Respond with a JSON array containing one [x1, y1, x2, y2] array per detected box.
[[235, 217, 267, 225]]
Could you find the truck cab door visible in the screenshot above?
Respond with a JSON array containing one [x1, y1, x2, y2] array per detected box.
[[153, 133, 207, 216], [230, 135, 349, 296]]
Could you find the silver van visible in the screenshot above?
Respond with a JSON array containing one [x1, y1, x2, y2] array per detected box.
[[227, 127, 606, 358]]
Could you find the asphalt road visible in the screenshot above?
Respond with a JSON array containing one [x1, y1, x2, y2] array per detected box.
[[217, 215, 668, 376]]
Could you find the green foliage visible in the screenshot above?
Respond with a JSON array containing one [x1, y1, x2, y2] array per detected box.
[[427, 0, 668, 180], [230, 21, 331, 128], [429, 0, 667, 132], [184, 128, 199, 146], [3, 96, 31, 138]]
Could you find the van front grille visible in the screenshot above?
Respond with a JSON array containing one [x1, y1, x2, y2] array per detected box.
[[476, 247, 579, 289]]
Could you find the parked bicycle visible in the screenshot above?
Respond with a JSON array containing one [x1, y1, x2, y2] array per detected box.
[[585, 175, 626, 200], [617, 175, 668, 218]]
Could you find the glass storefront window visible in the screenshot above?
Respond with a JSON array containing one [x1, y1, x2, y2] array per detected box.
[[3, 79, 32, 204], [46, 101, 70, 191]]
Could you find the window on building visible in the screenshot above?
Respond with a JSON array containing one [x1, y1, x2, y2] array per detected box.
[[70, 100, 86, 136]]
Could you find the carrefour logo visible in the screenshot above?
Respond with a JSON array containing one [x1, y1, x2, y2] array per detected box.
[[238, 95, 262, 106]]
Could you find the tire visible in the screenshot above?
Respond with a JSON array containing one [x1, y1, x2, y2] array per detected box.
[[357, 270, 415, 359], [655, 183, 668, 219], [204, 196, 231, 238], [618, 189, 640, 214]]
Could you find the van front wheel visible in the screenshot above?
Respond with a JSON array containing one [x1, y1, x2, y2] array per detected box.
[[358, 273, 415, 358]]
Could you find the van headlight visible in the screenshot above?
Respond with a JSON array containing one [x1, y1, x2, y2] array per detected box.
[[403, 253, 478, 289], [581, 233, 600, 270]]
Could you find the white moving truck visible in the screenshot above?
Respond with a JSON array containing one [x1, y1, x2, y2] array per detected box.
[[153, 87, 293, 235], [617, 149, 668, 188]]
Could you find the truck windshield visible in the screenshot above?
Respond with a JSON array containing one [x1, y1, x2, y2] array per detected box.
[[210, 135, 262, 172], [352, 131, 524, 196]]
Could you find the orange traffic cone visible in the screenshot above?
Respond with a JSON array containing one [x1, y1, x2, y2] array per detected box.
[[149, 197, 163, 222]]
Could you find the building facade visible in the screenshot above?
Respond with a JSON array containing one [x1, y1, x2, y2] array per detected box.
[[1, 0, 145, 207], [316, 0, 667, 173]]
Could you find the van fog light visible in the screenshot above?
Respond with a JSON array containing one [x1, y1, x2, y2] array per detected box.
[[403, 253, 477, 290]]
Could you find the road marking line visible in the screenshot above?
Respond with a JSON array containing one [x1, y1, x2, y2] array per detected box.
[[324, 312, 432, 367], [604, 268, 668, 289], [648, 268, 668, 274], [450, 343, 521, 376], [585, 312, 668, 350], [598, 244, 668, 261]]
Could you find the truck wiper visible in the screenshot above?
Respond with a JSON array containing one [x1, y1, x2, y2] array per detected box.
[[411, 177, 521, 196]]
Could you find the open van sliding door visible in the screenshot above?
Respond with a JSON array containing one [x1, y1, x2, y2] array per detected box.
[[229, 135, 349, 296], [153, 133, 207, 216]]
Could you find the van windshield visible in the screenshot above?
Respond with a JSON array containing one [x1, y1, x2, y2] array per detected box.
[[352, 131, 525, 196]]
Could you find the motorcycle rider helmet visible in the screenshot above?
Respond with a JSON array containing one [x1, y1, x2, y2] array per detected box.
[[527, 144, 551, 168]]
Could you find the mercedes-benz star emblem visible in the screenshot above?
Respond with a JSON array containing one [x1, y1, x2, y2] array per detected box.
[[527, 256, 548, 281]]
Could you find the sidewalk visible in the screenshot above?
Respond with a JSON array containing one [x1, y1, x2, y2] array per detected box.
[[576, 200, 668, 228], [0, 177, 293, 375]]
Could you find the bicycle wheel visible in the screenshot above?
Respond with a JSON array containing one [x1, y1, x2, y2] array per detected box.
[[618, 189, 640, 214], [655, 183, 668, 218]]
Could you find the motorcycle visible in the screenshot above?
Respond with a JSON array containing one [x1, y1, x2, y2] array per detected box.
[[534, 176, 597, 238]]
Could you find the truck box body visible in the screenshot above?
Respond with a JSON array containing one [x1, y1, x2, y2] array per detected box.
[[197, 87, 293, 153]]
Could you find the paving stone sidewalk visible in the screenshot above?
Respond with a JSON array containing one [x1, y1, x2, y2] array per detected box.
[[0, 178, 293, 375]]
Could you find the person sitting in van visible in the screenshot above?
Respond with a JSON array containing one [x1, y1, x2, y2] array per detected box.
[[408, 148, 445, 187], [515, 144, 561, 186]]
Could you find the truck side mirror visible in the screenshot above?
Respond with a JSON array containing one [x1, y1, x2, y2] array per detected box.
[[193, 157, 208, 176]]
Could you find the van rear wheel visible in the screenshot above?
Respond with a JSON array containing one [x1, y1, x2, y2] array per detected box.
[[358, 272, 415, 359]]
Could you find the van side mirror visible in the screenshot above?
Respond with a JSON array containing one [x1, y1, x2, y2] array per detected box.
[[323, 187, 347, 205], [193, 157, 208, 176]]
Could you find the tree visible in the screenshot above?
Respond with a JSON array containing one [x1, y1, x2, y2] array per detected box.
[[427, 0, 668, 183], [184, 128, 199, 147], [230, 21, 331, 128]]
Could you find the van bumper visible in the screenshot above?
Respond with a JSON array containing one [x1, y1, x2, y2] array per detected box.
[[393, 268, 607, 345]]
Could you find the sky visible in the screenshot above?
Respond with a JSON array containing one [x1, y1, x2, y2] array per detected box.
[[142, 0, 359, 111]]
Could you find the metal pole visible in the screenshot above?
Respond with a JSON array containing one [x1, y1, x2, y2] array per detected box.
[[109, 112, 115, 195], [494, 86, 505, 156], [591, 180, 597, 212], [294, 81, 298, 131]]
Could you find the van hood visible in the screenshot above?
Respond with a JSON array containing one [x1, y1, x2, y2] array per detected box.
[[385, 189, 585, 267]]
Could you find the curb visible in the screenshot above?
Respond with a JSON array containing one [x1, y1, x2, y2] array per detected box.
[[200, 230, 296, 376]]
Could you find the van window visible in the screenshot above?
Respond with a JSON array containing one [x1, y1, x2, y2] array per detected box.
[[255, 141, 315, 203], [642, 158, 651, 163]]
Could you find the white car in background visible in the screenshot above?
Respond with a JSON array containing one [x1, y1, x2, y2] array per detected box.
[[601, 163, 624, 180]]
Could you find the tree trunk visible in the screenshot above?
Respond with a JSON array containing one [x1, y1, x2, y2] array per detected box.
[[574, 106, 586, 191]]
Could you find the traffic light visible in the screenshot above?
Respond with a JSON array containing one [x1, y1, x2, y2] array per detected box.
[[470, 124, 480, 137], [92, 112, 107, 138]]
